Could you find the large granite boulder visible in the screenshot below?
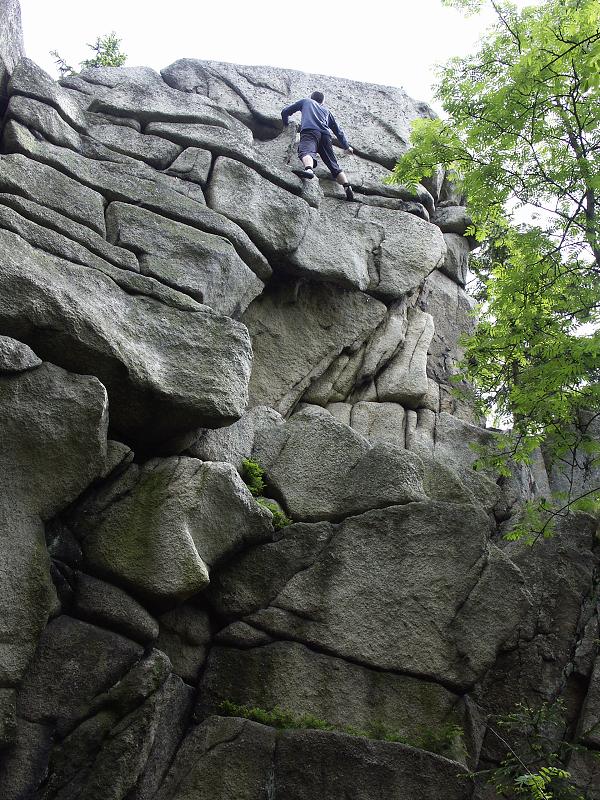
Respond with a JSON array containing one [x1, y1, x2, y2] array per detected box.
[[252, 408, 426, 521], [105, 202, 263, 316], [0, 360, 108, 520], [207, 156, 312, 256], [286, 198, 383, 290], [155, 715, 473, 800], [0, 229, 252, 447], [161, 59, 436, 167], [376, 307, 435, 406], [70, 457, 274, 603], [197, 640, 474, 763], [357, 204, 446, 298], [242, 502, 531, 691], [242, 279, 386, 413], [0, 356, 108, 723]]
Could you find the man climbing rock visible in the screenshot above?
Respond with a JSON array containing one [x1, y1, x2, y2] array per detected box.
[[281, 91, 355, 201]]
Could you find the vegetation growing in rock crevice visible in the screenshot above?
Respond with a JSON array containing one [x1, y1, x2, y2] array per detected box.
[[241, 458, 266, 497], [389, 0, 600, 540], [218, 700, 464, 759], [256, 497, 292, 530], [241, 459, 292, 529]]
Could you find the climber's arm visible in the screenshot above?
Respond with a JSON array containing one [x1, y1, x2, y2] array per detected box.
[[328, 112, 352, 152], [281, 99, 304, 126]]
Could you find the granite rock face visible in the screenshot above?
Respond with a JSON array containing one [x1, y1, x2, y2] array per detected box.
[[0, 7, 598, 799], [0, 359, 108, 718], [161, 59, 436, 167], [0, 0, 23, 106]]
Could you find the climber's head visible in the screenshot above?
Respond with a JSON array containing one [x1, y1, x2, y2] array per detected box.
[[311, 91, 324, 104]]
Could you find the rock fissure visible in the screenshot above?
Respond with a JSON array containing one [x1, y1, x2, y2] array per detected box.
[[233, 619, 470, 696]]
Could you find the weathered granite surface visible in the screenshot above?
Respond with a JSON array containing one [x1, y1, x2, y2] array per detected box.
[[0, 5, 597, 799], [0, 0, 23, 107]]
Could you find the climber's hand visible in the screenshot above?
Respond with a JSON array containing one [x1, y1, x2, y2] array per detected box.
[[345, 147, 354, 155]]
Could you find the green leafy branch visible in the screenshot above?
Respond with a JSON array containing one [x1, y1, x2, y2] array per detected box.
[[389, 0, 600, 540], [471, 701, 595, 799]]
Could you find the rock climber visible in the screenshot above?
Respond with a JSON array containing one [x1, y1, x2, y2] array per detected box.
[[281, 91, 355, 201]]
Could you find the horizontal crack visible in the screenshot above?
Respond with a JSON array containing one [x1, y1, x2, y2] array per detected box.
[[242, 617, 468, 695]]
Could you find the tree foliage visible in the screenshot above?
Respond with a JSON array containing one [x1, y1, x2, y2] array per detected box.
[[476, 701, 595, 799], [80, 32, 127, 70], [51, 32, 127, 78], [389, 0, 600, 535]]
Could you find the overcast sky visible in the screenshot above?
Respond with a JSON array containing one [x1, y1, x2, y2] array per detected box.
[[18, 0, 540, 109]]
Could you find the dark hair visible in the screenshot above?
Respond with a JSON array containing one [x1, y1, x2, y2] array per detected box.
[[311, 91, 324, 103]]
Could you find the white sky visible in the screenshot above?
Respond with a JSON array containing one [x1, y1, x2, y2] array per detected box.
[[18, 0, 539, 109]]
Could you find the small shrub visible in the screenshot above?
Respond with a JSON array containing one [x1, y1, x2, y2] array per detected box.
[[471, 701, 592, 800], [80, 33, 127, 70], [257, 497, 292, 530], [50, 32, 127, 79], [241, 458, 266, 497], [240, 459, 292, 529]]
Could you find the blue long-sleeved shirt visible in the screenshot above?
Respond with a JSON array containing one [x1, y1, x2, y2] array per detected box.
[[281, 98, 350, 150]]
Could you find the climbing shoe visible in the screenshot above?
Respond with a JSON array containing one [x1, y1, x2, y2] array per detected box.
[[344, 183, 355, 201], [300, 168, 315, 179]]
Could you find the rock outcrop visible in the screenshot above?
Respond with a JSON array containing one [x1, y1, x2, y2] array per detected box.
[[0, 5, 598, 799], [0, 0, 23, 109]]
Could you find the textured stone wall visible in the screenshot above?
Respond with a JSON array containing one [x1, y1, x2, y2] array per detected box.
[[0, 5, 598, 799], [0, 0, 24, 109]]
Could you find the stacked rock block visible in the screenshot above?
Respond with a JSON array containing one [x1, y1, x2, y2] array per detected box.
[[0, 4, 598, 798]]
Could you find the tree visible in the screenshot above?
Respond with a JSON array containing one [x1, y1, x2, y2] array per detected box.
[[51, 32, 127, 78], [389, 0, 600, 538], [475, 701, 593, 799], [80, 32, 127, 70]]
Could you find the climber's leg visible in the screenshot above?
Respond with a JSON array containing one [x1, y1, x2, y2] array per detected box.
[[318, 137, 355, 201], [297, 130, 320, 178], [336, 171, 354, 200]]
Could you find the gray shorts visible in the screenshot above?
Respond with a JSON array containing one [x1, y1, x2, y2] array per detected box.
[[298, 129, 342, 177]]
